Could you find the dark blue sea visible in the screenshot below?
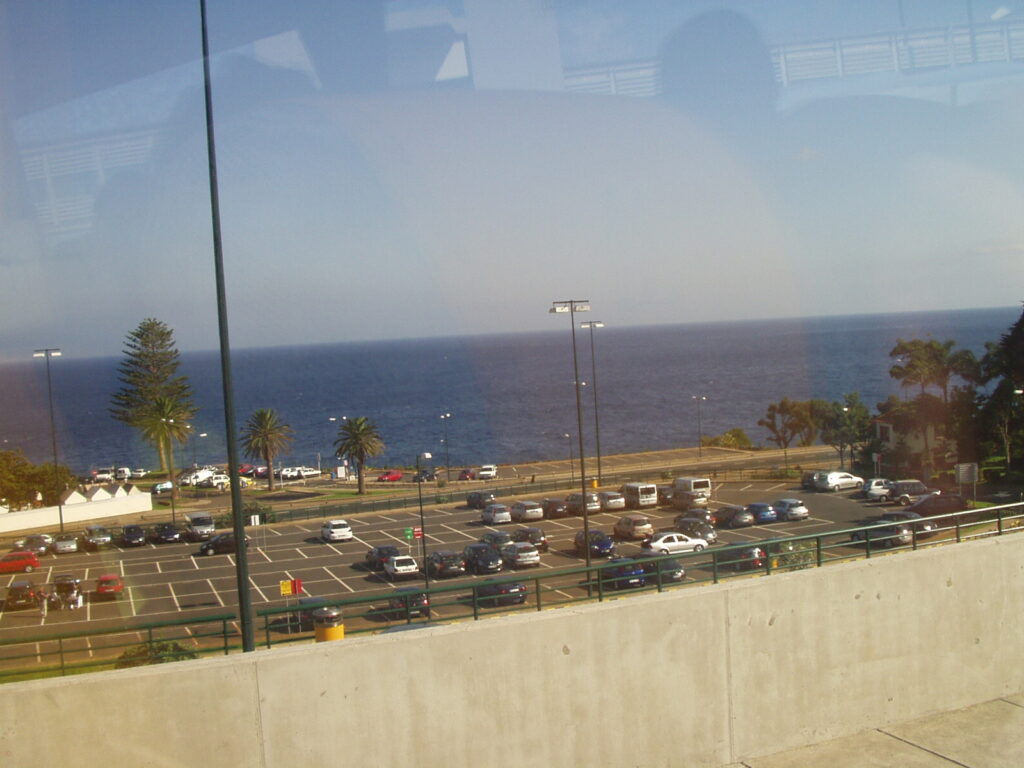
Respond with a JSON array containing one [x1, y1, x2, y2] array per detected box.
[[1, 307, 1018, 474]]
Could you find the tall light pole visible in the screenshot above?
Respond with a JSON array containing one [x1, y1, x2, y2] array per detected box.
[[581, 321, 605, 484], [160, 417, 178, 525], [440, 413, 452, 482], [551, 299, 591, 569], [693, 395, 707, 458], [328, 416, 346, 476], [33, 348, 64, 532], [564, 433, 574, 485], [416, 452, 432, 592]]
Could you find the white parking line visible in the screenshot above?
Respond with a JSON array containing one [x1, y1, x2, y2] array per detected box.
[[265, 527, 283, 536], [167, 583, 182, 611], [295, 548, 309, 559], [127, 586, 138, 617], [440, 523, 477, 540], [206, 578, 225, 607], [738, 484, 753, 491], [155, 561, 163, 573], [766, 483, 787, 491], [378, 515, 397, 523], [351, 536, 371, 548], [248, 577, 269, 603], [119, 560, 125, 577], [294, 525, 313, 532], [546, 520, 576, 530], [382, 530, 407, 545], [322, 567, 355, 592], [256, 548, 272, 563], [322, 542, 346, 556]]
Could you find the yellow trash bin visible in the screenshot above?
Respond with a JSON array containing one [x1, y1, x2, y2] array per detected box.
[[313, 606, 345, 642], [590, 478, 598, 489]]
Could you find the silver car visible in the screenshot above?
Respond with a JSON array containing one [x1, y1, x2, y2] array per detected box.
[[510, 501, 544, 522], [482, 504, 512, 525], [500, 541, 541, 568], [640, 531, 708, 555], [772, 499, 809, 521], [51, 534, 80, 554]]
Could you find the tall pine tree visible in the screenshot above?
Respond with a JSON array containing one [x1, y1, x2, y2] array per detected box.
[[111, 318, 195, 471]]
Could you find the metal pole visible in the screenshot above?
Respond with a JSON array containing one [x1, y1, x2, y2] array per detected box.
[[34, 348, 64, 532], [441, 413, 451, 482], [583, 322, 604, 483], [199, 0, 254, 652], [693, 395, 706, 458], [417, 453, 430, 592]]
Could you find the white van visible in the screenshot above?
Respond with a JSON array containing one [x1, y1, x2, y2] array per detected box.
[[115, 467, 133, 481], [621, 482, 658, 509], [185, 512, 216, 541], [673, 477, 712, 505]]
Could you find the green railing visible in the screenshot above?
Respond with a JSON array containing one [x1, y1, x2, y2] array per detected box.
[[3, 501, 1022, 683]]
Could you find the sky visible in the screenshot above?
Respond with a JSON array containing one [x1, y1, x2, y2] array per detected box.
[[1, 0, 1023, 360]]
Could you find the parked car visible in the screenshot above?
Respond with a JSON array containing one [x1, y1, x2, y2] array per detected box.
[[365, 545, 402, 570], [573, 530, 616, 558], [118, 525, 147, 547], [541, 498, 569, 518], [906, 493, 968, 519], [198, 473, 230, 489], [477, 464, 499, 480], [458, 468, 476, 481], [863, 478, 893, 501], [474, 580, 527, 606], [600, 557, 646, 589], [94, 574, 124, 600], [639, 554, 686, 583], [678, 508, 715, 527], [640, 531, 707, 555], [482, 503, 512, 525], [466, 491, 496, 509], [463, 542, 503, 574], [850, 522, 913, 548], [598, 491, 626, 511], [184, 513, 216, 541], [426, 550, 467, 578], [717, 505, 755, 528], [52, 575, 84, 609], [150, 522, 183, 544], [0, 551, 41, 573], [745, 503, 778, 524], [511, 526, 549, 553], [801, 470, 828, 490], [815, 472, 864, 492], [376, 470, 403, 482], [656, 485, 675, 505], [480, 531, 513, 552], [199, 532, 248, 556], [131, 468, 149, 478], [16, 534, 51, 555], [385, 588, 430, 619], [238, 463, 257, 476], [673, 515, 718, 544], [772, 499, 810, 521], [500, 541, 541, 568], [383, 555, 419, 580], [412, 469, 436, 483], [81, 524, 113, 550], [886, 479, 935, 506], [612, 513, 654, 540], [565, 492, 601, 516], [151, 480, 174, 495], [4, 580, 38, 609], [320, 519, 354, 542], [880, 510, 937, 536], [510, 500, 544, 522], [51, 533, 82, 554]]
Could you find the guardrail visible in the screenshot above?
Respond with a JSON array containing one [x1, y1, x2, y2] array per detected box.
[[3, 502, 1021, 684]]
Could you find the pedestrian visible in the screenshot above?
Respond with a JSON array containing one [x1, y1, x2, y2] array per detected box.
[[38, 588, 48, 618]]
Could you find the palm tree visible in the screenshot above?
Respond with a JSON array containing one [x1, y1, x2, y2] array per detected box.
[[137, 396, 194, 501], [334, 416, 384, 494], [240, 409, 293, 491]]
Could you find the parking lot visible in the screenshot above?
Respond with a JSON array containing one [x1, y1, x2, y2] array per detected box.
[[0, 479, 881, 646]]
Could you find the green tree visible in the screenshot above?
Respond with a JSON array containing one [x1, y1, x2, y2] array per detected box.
[[334, 416, 385, 495], [240, 409, 294, 491], [0, 451, 76, 511], [137, 396, 194, 500], [702, 428, 753, 449], [758, 398, 801, 467], [110, 318, 195, 471], [819, 393, 872, 470], [978, 305, 1024, 470]]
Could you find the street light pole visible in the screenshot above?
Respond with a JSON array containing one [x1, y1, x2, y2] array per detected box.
[[551, 299, 591, 570], [440, 413, 452, 482], [564, 433, 574, 485], [328, 416, 346, 477], [693, 395, 707, 458], [33, 348, 64, 532], [581, 321, 605, 484], [416, 452, 432, 592]]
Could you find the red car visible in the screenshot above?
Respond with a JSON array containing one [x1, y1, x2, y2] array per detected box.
[[94, 574, 124, 600], [0, 551, 41, 573], [458, 468, 476, 481], [376, 470, 403, 482]]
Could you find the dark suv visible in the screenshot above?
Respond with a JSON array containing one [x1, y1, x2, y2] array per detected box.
[[5, 580, 38, 610], [463, 543, 502, 574], [466, 491, 496, 509], [511, 526, 549, 553], [426, 550, 466, 578], [886, 480, 933, 506]]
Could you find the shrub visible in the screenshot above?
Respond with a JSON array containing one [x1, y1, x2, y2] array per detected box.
[[115, 640, 198, 668]]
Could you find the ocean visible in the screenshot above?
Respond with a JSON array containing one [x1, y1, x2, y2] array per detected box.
[[1, 307, 1017, 474]]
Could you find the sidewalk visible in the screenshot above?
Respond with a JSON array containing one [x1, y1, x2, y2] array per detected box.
[[723, 693, 1024, 767]]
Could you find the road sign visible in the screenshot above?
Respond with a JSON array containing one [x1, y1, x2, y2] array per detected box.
[[413, 526, 423, 539], [404, 527, 413, 541], [280, 580, 293, 597], [956, 463, 978, 483]]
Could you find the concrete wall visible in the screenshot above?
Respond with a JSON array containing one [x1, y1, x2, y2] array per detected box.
[[2, 534, 1022, 767], [0, 491, 152, 534]]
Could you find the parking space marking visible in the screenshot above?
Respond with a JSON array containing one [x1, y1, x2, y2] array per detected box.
[[378, 515, 397, 523], [167, 583, 182, 612], [155, 560, 162, 574], [248, 577, 269, 602], [295, 548, 309, 559], [440, 523, 478, 540], [255, 548, 272, 563], [766, 483, 787, 491], [381, 530, 407, 545], [738, 484, 753, 491], [206, 579, 225, 607], [127, 586, 137, 617], [322, 567, 355, 592]]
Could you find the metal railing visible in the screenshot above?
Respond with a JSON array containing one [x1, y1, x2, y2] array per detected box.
[[3, 502, 1021, 684]]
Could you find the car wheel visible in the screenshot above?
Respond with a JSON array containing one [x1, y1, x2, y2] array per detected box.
[[693, 544, 705, 552], [899, 497, 910, 506], [203, 548, 214, 556], [855, 481, 863, 489], [831, 485, 840, 492], [24, 565, 34, 572]]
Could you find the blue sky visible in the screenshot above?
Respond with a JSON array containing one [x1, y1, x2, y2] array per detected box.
[[1, 0, 1023, 360]]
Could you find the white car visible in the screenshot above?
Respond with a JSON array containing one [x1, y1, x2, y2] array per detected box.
[[863, 478, 893, 501], [477, 464, 499, 480], [280, 467, 301, 480], [320, 519, 354, 542], [598, 491, 626, 511], [482, 503, 512, 525], [200, 473, 230, 490], [814, 471, 864, 492], [131, 468, 149, 478], [640, 531, 708, 555], [772, 499, 809, 521], [383, 555, 419, 580], [297, 467, 320, 478], [510, 501, 544, 522]]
